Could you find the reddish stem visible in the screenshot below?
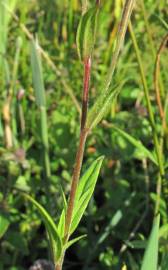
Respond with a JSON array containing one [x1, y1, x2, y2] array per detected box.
[[96, 0, 100, 6], [81, 57, 92, 130], [64, 129, 87, 240], [154, 33, 168, 128], [64, 56, 92, 242]]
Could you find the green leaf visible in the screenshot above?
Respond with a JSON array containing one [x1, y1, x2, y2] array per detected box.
[[23, 193, 62, 262], [76, 7, 99, 61], [155, 15, 168, 30], [111, 125, 158, 165], [60, 186, 67, 211], [64, 234, 87, 250], [14, 176, 30, 192], [141, 215, 160, 270], [86, 84, 122, 130], [57, 209, 66, 238], [31, 38, 51, 182], [0, 214, 10, 238], [57, 188, 67, 239], [70, 156, 104, 234], [31, 39, 46, 107]]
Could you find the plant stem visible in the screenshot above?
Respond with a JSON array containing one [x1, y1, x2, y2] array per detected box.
[[96, 0, 100, 6], [154, 33, 168, 127], [40, 106, 51, 208], [65, 57, 91, 241], [55, 265, 61, 270], [129, 22, 164, 174], [2, 37, 22, 149], [140, 0, 155, 58], [128, 22, 165, 212], [82, 0, 88, 15], [104, 0, 135, 94], [58, 1, 134, 268], [64, 128, 88, 240], [3, 97, 13, 148], [140, 0, 165, 97], [54, 57, 92, 270], [81, 58, 92, 130], [155, 174, 162, 214]]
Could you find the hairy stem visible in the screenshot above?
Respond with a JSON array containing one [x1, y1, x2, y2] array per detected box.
[[64, 57, 91, 240], [81, 58, 92, 130], [96, 0, 100, 6], [56, 1, 135, 268], [64, 128, 88, 240], [55, 57, 92, 270], [104, 0, 135, 94]]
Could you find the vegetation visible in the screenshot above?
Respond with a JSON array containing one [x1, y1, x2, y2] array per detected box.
[[0, 0, 168, 269]]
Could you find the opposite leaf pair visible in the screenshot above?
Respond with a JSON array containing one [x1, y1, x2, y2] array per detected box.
[[24, 156, 104, 265]]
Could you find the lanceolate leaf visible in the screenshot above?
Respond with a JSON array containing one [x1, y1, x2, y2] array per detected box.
[[0, 214, 10, 238], [57, 188, 67, 239], [71, 189, 91, 233], [86, 84, 122, 130], [64, 235, 87, 250], [60, 186, 67, 211], [76, 7, 99, 61], [141, 215, 160, 270], [23, 194, 62, 262], [111, 125, 158, 165], [57, 209, 66, 238], [70, 156, 104, 234]]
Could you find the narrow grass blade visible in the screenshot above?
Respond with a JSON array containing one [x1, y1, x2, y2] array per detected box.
[[111, 125, 158, 165], [155, 15, 168, 31], [0, 0, 18, 81], [31, 38, 51, 204], [31, 39, 46, 107], [103, 0, 135, 94], [141, 215, 160, 270]]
